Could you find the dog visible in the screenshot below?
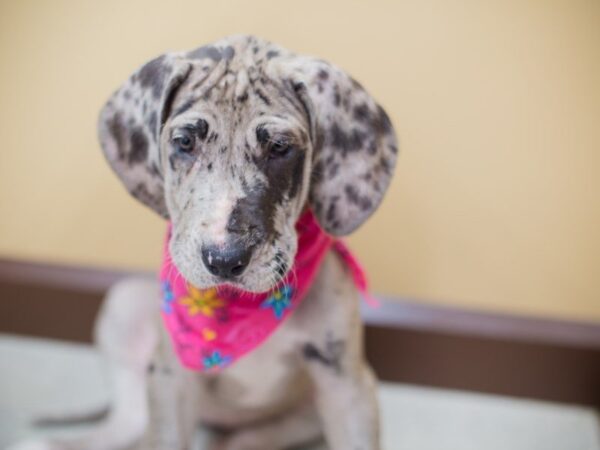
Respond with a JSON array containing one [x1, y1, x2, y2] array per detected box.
[[9, 35, 398, 450]]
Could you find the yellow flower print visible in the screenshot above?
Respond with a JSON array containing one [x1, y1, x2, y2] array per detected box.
[[180, 286, 225, 317], [202, 328, 217, 341]]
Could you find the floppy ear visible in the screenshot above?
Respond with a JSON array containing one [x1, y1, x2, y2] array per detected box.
[[277, 57, 398, 236], [98, 53, 192, 218]]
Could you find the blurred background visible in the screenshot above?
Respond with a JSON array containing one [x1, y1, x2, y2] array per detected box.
[[0, 1, 599, 449]]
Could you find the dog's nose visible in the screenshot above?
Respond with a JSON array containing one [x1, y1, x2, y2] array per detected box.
[[201, 244, 252, 279]]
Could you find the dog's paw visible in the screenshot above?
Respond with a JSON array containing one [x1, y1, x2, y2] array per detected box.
[[5, 439, 55, 450]]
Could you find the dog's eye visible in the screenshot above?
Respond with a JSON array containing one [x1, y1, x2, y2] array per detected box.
[[268, 140, 292, 159], [172, 131, 195, 153]]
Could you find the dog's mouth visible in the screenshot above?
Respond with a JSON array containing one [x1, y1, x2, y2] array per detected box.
[[172, 257, 290, 295], [211, 282, 268, 297], [206, 268, 290, 295]]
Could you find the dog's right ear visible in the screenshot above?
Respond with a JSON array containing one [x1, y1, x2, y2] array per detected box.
[[98, 53, 192, 218]]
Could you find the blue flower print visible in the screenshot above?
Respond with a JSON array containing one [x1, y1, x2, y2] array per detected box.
[[202, 350, 232, 370], [261, 285, 294, 320], [161, 280, 175, 313]]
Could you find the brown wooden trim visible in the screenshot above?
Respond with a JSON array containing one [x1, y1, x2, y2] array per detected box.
[[361, 299, 600, 349], [0, 257, 143, 292], [0, 257, 137, 342], [1, 257, 599, 406]]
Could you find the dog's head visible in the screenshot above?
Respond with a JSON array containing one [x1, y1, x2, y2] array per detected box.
[[99, 35, 397, 293]]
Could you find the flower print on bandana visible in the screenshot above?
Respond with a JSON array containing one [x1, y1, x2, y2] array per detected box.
[[202, 350, 232, 371], [161, 280, 175, 314], [201, 328, 217, 341], [180, 286, 225, 317], [261, 285, 294, 320]]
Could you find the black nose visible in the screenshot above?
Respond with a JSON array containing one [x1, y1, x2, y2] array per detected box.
[[201, 244, 252, 279]]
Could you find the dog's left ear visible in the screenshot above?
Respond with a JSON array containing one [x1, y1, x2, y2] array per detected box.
[[274, 56, 398, 235], [97, 53, 192, 218]]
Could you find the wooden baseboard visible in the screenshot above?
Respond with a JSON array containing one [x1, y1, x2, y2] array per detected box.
[[1, 257, 598, 407]]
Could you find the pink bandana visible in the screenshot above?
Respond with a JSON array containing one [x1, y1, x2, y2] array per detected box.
[[159, 210, 373, 372]]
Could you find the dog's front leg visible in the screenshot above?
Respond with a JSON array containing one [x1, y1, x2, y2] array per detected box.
[[296, 254, 381, 450], [303, 349, 380, 450], [132, 331, 199, 450]]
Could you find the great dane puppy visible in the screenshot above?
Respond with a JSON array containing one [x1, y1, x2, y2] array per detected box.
[[10, 35, 398, 450]]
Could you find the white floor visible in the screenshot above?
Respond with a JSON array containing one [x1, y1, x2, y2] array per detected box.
[[0, 334, 598, 450]]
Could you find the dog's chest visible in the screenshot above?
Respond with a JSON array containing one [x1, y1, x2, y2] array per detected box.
[[190, 318, 308, 424]]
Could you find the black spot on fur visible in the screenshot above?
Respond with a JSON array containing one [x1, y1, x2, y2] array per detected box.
[[107, 113, 127, 160], [137, 55, 169, 99], [333, 86, 341, 107], [375, 105, 392, 134], [344, 185, 372, 211], [256, 125, 270, 144], [147, 111, 158, 139], [168, 153, 177, 171], [173, 98, 196, 117], [353, 103, 370, 123], [288, 151, 305, 199], [266, 50, 280, 59], [317, 69, 329, 80], [311, 160, 324, 185], [222, 46, 235, 60], [302, 337, 345, 374], [378, 155, 392, 175], [207, 132, 219, 143], [128, 128, 149, 165], [237, 91, 249, 102], [254, 88, 271, 106], [207, 162, 213, 171], [326, 199, 338, 224], [188, 45, 222, 61], [329, 123, 366, 155], [196, 119, 209, 140]]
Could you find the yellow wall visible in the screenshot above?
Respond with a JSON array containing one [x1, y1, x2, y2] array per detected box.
[[1, 0, 599, 321]]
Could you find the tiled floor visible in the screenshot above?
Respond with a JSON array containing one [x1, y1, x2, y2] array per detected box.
[[1, 334, 598, 450]]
